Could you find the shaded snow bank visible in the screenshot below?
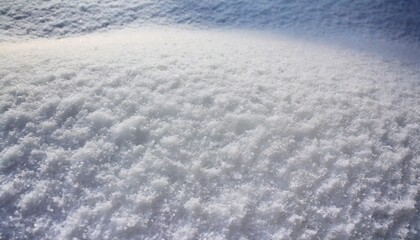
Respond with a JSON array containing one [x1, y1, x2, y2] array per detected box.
[[1, 28, 419, 239], [1, 0, 420, 44]]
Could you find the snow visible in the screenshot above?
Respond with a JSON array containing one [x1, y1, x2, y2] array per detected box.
[[1, 0, 420, 44], [1, 1, 420, 240], [1, 27, 419, 239]]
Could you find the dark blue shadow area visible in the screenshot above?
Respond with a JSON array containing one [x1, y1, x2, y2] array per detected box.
[[169, 1, 420, 42]]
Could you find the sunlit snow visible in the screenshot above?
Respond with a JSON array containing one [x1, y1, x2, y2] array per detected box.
[[1, 1, 420, 240], [1, 28, 419, 239]]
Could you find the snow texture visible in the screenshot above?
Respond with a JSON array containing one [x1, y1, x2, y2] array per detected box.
[[1, 0, 420, 240], [1, 28, 419, 239], [0, 0, 420, 43]]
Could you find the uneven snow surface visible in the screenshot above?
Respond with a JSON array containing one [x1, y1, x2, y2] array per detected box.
[[1, 0, 420, 239], [1, 28, 419, 239], [1, 0, 420, 42]]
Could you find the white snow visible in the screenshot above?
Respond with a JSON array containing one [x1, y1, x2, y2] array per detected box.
[[0, 27, 419, 239], [1, 0, 420, 239]]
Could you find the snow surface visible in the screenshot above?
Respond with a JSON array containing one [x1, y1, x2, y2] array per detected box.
[[1, 27, 419, 239], [1, 0, 420, 239], [1, 0, 420, 43]]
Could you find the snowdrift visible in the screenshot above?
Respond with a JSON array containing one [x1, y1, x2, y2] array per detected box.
[[1, 28, 419, 239], [1, 1, 420, 43]]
